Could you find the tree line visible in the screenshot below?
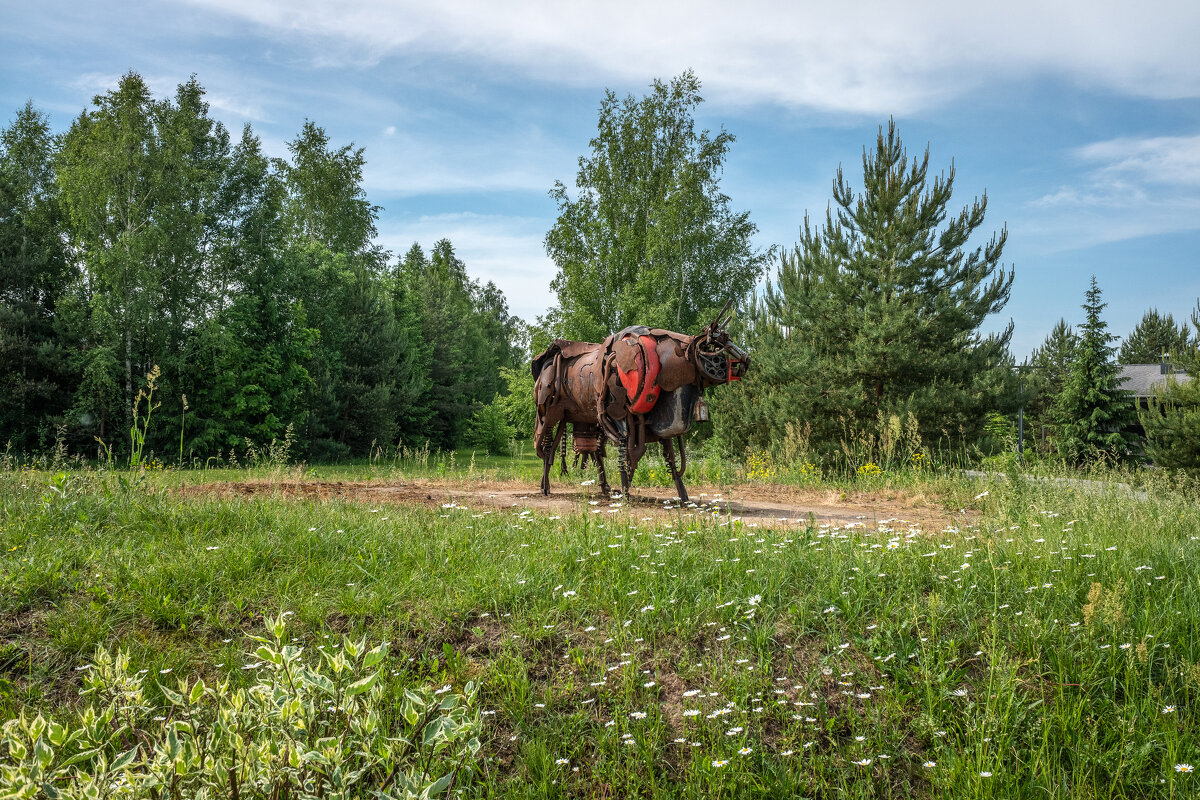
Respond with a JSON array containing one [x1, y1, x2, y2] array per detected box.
[[0, 73, 522, 462], [4, 69, 1197, 472], [535, 73, 1199, 472]]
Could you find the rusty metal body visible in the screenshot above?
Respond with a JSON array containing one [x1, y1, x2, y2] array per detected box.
[[531, 302, 748, 502]]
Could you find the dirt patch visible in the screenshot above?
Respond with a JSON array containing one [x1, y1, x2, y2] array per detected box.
[[177, 478, 969, 530]]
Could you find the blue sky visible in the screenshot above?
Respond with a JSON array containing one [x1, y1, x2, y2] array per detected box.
[[4, 0, 1199, 358]]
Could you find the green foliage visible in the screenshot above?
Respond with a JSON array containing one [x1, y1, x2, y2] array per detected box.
[[715, 120, 1015, 459], [545, 71, 769, 341], [1055, 277, 1139, 464], [57, 72, 230, 438], [466, 396, 516, 455], [0, 102, 78, 452], [184, 127, 316, 457], [1142, 373, 1200, 472], [1118, 308, 1194, 365], [0, 616, 481, 799], [0, 75, 525, 462], [277, 120, 379, 256], [496, 365, 536, 439], [1023, 319, 1079, 447], [405, 240, 520, 449]]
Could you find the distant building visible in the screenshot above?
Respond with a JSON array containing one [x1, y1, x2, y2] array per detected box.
[[1119, 363, 1192, 441], [1118, 363, 1193, 402]]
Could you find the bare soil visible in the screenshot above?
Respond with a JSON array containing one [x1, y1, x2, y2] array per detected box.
[[178, 477, 969, 530]]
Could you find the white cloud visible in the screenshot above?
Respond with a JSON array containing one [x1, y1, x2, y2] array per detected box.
[[378, 212, 557, 322], [1023, 133, 1200, 250], [204, 92, 270, 122], [68, 71, 270, 122], [179, 0, 1200, 114], [1077, 134, 1200, 188]]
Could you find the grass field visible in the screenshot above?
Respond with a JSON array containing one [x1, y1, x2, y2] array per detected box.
[[1, 457, 1198, 798]]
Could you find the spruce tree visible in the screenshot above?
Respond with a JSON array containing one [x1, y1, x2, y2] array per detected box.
[[746, 120, 1014, 452], [1117, 309, 1194, 365], [1055, 277, 1138, 463]]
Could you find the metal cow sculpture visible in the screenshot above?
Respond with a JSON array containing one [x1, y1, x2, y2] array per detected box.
[[531, 301, 748, 503]]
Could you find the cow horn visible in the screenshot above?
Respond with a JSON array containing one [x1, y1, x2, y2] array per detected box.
[[712, 298, 734, 330]]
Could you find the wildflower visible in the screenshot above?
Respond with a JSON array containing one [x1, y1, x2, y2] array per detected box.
[[923, 761, 936, 768], [1176, 763, 1194, 773], [555, 758, 569, 766], [739, 747, 753, 756], [781, 750, 794, 756], [630, 711, 647, 719], [683, 709, 701, 717], [725, 726, 744, 736], [853, 758, 872, 766], [980, 771, 992, 777], [1164, 705, 1176, 714], [712, 759, 729, 768], [748, 594, 762, 606]]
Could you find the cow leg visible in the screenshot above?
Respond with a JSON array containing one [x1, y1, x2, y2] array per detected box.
[[595, 443, 612, 498], [623, 441, 647, 498], [662, 438, 688, 504], [617, 440, 631, 497], [541, 420, 566, 496]]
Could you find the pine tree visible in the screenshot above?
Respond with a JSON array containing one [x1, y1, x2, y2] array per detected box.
[[737, 120, 1014, 453], [1141, 372, 1200, 472], [1117, 309, 1194, 365], [1055, 277, 1138, 463]]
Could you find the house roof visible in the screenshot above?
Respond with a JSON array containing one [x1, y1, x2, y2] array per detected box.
[[1117, 364, 1194, 398]]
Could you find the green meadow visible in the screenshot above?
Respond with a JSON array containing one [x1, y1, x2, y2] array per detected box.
[[1, 460, 1197, 798]]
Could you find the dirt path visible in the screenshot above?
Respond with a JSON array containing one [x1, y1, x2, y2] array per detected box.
[[179, 478, 969, 530]]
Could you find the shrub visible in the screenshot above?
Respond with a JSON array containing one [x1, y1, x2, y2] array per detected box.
[[466, 397, 515, 456], [0, 615, 481, 799]]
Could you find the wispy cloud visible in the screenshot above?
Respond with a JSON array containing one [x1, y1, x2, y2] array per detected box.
[[1077, 134, 1200, 188], [1024, 133, 1200, 250], [179, 0, 1200, 114], [362, 128, 569, 197], [378, 212, 556, 322], [68, 71, 271, 122]]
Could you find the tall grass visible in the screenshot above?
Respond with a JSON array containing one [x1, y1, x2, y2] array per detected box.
[[1, 463, 1197, 797]]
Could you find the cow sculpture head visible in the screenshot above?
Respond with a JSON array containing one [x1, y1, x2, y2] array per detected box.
[[693, 299, 750, 387]]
